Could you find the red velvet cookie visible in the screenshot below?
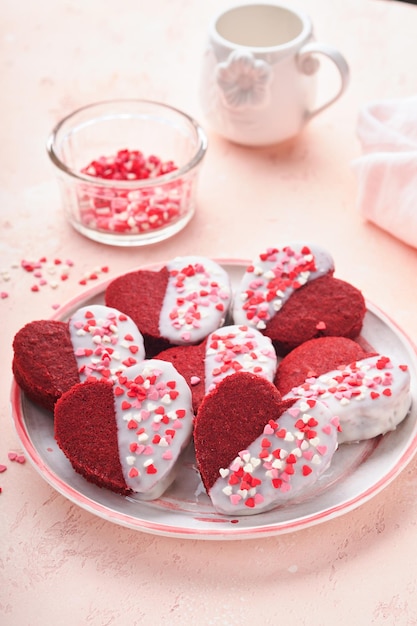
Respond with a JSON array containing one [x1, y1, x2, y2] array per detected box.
[[285, 354, 411, 443], [194, 372, 339, 515], [55, 360, 194, 498], [13, 319, 79, 412], [274, 336, 374, 396], [157, 324, 277, 412], [105, 256, 232, 357], [12, 305, 145, 412], [233, 244, 366, 356]]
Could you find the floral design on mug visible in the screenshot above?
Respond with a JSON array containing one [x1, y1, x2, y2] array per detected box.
[[216, 50, 272, 109]]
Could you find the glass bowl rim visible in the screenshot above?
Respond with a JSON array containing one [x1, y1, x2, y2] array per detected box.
[[46, 98, 208, 189]]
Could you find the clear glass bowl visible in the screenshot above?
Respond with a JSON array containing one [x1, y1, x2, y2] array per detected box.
[[46, 99, 208, 246]]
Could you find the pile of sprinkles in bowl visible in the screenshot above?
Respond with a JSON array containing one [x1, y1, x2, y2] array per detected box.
[[79, 148, 186, 235]]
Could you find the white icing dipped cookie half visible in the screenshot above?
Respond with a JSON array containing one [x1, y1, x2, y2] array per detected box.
[[285, 355, 412, 443], [233, 243, 334, 330]]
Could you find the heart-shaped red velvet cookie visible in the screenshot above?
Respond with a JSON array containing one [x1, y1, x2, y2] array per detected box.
[[233, 244, 366, 356], [283, 353, 411, 443], [157, 324, 277, 412], [194, 371, 339, 515], [105, 256, 232, 357], [12, 305, 145, 412], [55, 359, 194, 498]]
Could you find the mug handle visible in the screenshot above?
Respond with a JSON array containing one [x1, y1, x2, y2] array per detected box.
[[297, 42, 350, 119]]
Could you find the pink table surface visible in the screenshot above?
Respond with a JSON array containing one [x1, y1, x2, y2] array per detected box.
[[2, 0, 417, 623]]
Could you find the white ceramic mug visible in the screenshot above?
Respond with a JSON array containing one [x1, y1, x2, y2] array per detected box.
[[199, 2, 350, 146]]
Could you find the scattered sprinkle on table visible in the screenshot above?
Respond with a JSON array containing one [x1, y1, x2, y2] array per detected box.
[[0, 452, 26, 494], [1, 258, 110, 309]]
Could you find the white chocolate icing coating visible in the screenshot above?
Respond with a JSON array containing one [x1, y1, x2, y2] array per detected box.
[[69, 305, 145, 383], [158, 256, 232, 345], [286, 355, 412, 443], [204, 325, 277, 393], [233, 243, 334, 330], [113, 360, 194, 499], [209, 397, 339, 515]]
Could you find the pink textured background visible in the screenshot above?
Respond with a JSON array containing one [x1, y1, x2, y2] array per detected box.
[[2, 0, 417, 623]]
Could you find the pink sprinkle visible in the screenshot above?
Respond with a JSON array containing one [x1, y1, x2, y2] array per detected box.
[[0, 292, 9, 299], [0, 464, 7, 473], [190, 376, 201, 386], [8, 452, 25, 464]]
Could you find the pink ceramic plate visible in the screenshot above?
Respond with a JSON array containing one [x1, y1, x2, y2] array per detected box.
[[10, 260, 417, 539]]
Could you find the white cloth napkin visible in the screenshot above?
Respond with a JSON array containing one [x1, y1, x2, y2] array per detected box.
[[353, 95, 417, 248]]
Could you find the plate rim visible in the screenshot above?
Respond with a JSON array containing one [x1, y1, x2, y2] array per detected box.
[[10, 258, 417, 539]]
